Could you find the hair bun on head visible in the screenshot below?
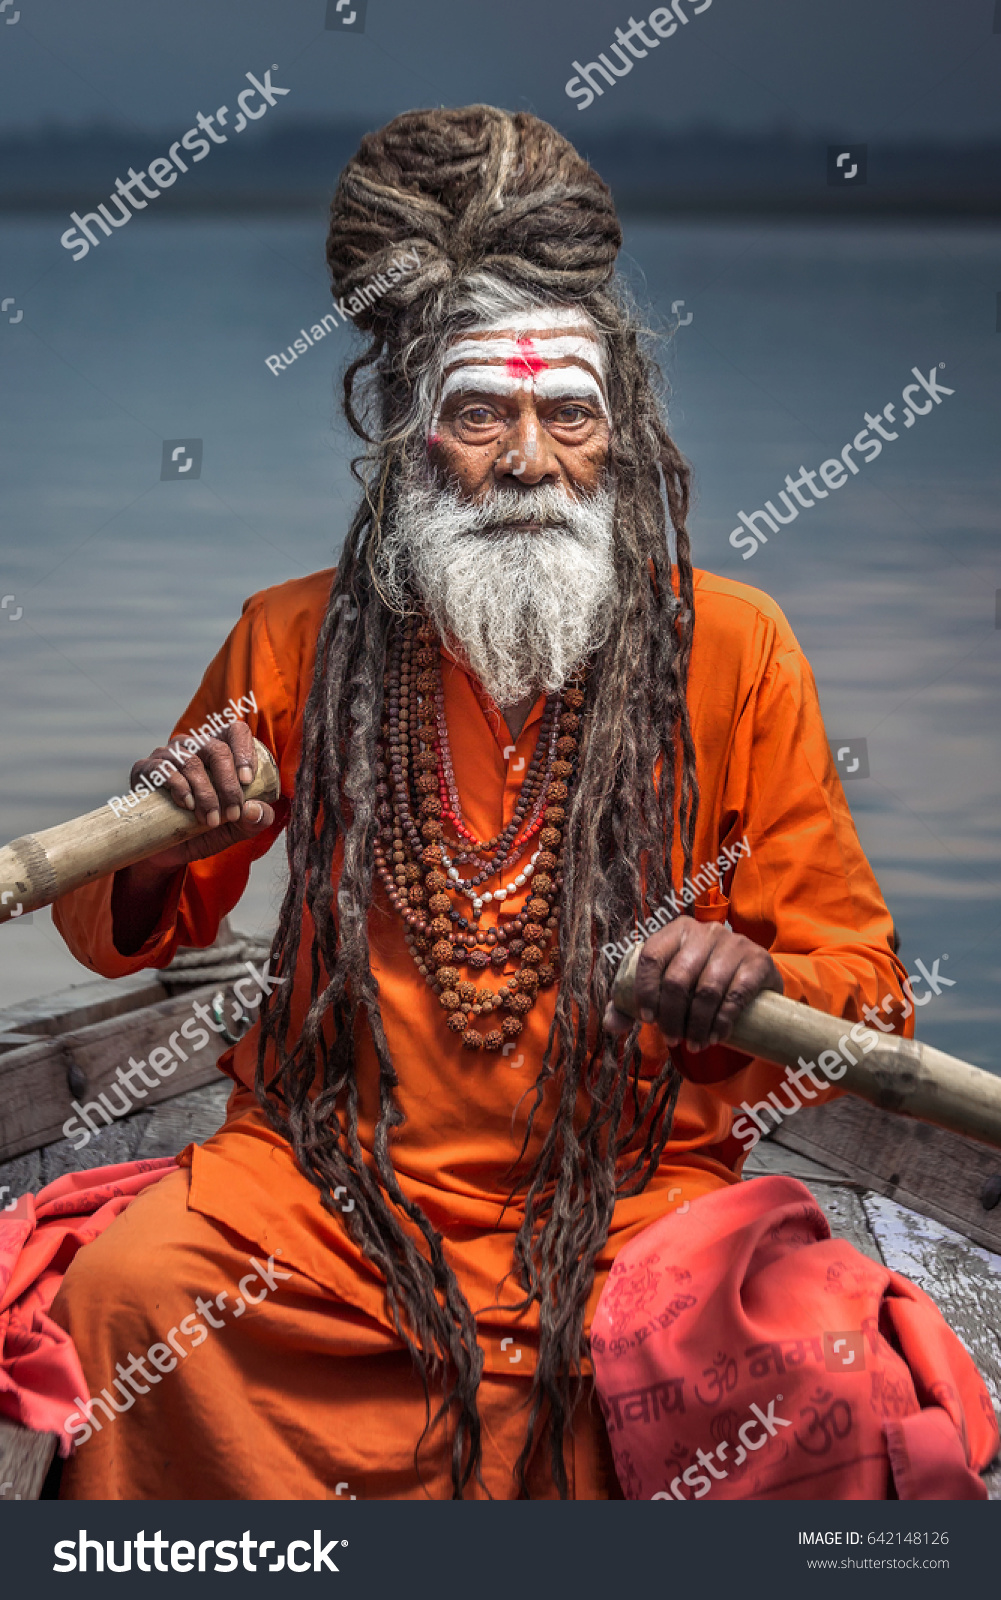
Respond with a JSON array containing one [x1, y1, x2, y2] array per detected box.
[[326, 105, 622, 333]]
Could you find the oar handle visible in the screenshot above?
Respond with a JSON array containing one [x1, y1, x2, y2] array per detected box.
[[0, 738, 280, 924], [610, 942, 1001, 1151]]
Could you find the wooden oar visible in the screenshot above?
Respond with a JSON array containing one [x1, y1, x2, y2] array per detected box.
[[610, 942, 1001, 1152], [0, 738, 280, 924]]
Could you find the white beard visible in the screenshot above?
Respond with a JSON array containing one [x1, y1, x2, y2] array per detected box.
[[375, 465, 619, 707]]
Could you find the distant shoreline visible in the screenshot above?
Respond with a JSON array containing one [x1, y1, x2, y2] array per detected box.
[[2, 123, 997, 219], [2, 192, 999, 218]]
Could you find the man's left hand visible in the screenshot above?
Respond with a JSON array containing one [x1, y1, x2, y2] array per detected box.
[[602, 917, 783, 1052]]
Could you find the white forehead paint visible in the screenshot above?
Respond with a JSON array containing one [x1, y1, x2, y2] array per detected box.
[[430, 311, 608, 433], [439, 366, 606, 411], [443, 335, 605, 380]]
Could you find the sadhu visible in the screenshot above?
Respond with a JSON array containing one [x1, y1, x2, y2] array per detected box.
[[47, 105, 997, 1501]]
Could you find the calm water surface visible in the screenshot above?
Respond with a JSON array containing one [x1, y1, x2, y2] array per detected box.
[[1, 214, 999, 1065]]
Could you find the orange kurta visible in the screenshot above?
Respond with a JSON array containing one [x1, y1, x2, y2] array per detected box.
[[50, 567, 909, 1499]]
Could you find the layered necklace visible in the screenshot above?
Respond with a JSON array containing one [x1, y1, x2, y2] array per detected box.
[[373, 615, 584, 1051]]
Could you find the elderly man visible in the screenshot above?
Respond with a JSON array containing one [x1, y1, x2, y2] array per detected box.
[[51, 105, 907, 1500]]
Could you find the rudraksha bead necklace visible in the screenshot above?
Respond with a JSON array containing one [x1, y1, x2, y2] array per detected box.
[[372, 615, 585, 1051]]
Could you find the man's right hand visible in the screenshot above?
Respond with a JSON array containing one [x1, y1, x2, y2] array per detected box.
[[111, 720, 276, 954], [129, 720, 276, 872]]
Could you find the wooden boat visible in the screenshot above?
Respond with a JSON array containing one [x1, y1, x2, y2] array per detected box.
[[2, 920, 1000, 1499]]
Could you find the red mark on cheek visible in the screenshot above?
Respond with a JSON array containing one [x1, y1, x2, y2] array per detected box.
[[427, 433, 442, 450], [505, 336, 548, 380]]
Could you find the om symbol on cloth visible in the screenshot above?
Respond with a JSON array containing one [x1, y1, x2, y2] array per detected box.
[[695, 1350, 738, 1407], [795, 1387, 854, 1455]]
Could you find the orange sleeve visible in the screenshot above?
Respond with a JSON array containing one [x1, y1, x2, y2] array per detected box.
[[679, 609, 911, 1110], [50, 574, 328, 978], [724, 637, 909, 1028]]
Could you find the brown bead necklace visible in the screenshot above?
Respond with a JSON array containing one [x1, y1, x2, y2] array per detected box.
[[372, 616, 585, 1051]]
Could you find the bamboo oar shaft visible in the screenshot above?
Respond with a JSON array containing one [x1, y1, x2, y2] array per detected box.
[[0, 739, 280, 925], [610, 943, 1001, 1152]]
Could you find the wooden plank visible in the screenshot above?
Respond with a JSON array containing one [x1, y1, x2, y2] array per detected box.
[[743, 1138, 842, 1183], [0, 982, 243, 1162], [862, 1192, 1001, 1496], [0, 970, 168, 1039], [0, 1416, 57, 1500], [862, 1192, 1001, 1408], [0, 1034, 44, 1054], [769, 1095, 1001, 1254], [810, 1183, 885, 1266]]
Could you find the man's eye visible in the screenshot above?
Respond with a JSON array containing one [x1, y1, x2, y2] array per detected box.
[[554, 405, 590, 423], [459, 407, 497, 425]]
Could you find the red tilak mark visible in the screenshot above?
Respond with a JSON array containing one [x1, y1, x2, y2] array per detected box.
[[505, 336, 548, 380], [427, 433, 442, 449]]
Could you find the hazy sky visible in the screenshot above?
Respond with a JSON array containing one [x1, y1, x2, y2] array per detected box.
[[0, 0, 999, 140]]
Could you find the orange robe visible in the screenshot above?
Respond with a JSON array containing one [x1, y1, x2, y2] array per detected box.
[[50, 567, 909, 1499]]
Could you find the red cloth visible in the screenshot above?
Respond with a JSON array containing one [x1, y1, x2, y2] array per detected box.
[[591, 1175, 999, 1500], [0, 1159, 176, 1453]]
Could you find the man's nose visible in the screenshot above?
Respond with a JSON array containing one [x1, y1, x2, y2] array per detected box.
[[494, 414, 559, 486]]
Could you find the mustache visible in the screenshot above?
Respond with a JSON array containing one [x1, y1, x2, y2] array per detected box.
[[434, 480, 610, 539]]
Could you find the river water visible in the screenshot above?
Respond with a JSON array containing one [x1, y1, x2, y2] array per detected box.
[[1, 213, 998, 1066]]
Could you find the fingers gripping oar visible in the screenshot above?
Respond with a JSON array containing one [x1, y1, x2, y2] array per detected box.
[[0, 738, 280, 924], [610, 942, 1001, 1153]]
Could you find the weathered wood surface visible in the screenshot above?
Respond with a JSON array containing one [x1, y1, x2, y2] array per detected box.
[[0, 1415, 57, 1501], [0, 982, 241, 1163], [865, 1192, 1001, 1405], [611, 947, 1001, 1151], [0, 1079, 232, 1199], [0, 1033, 48, 1054], [770, 1094, 1001, 1254], [0, 971, 168, 1045], [0, 738, 279, 925]]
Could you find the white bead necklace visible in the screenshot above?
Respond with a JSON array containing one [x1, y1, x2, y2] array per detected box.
[[440, 846, 542, 918]]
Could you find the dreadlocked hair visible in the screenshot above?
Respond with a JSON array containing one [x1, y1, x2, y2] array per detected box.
[[254, 105, 700, 1499]]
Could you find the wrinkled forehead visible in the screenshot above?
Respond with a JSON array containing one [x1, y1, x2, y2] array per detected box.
[[434, 306, 608, 421]]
